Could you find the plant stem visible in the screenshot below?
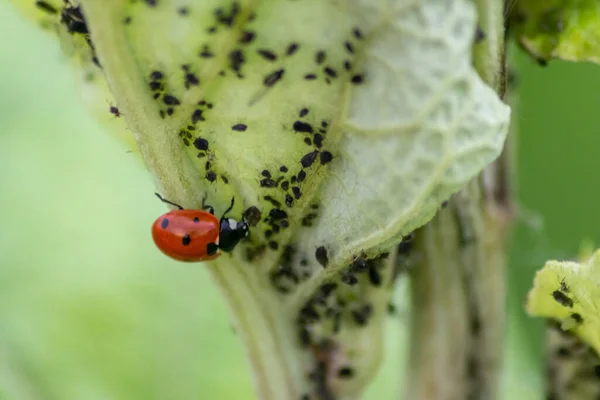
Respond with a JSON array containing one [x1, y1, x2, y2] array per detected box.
[[404, 0, 512, 399], [211, 260, 306, 400]]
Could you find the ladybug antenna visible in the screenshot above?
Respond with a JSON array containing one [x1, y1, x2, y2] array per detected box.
[[154, 192, 184, 210], [222, 197, 235, 219]]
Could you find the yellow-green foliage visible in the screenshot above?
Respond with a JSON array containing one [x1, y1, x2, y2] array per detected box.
[[527, 244, 600, 356], [510, 0, 600, 64]]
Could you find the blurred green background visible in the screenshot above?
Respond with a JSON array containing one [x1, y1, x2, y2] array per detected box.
[[1, 2, 600, 399]]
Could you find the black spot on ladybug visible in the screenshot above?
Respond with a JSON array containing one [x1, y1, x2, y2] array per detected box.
[[207, 242, 219, 255], [264, 69, 285, 87], [301, 151, 319, 168], [320, 151, 333, 165], [257, 49, 277, 61], [351, 74, 364, 84], [286, 43, 299, 56], [243, 206, 262, 226], [232, 123, 247, 131], [163, 94, 181, 105], [182, 234, 191, 246], [193, 217, 200, 223], [206, 171, 217, 182], [36, 1, 58, 14], [315, 246, 328, 268], [161, 218, 169, 229], [293, 121, 313, 133], [193, 137, 209, 151]]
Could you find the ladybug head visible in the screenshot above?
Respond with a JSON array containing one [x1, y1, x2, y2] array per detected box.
[[218, 217, 250, 253]]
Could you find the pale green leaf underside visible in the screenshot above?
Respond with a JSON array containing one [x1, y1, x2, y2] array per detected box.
[[511, 0, 600, 64], [527, 249, 600, 357], [292, 0, 510, 272]]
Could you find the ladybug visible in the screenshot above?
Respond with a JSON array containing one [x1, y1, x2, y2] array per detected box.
[[151, 193, 249, 262]]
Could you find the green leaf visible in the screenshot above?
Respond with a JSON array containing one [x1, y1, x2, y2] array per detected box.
[[509, 0, 600, 64], [527, 247, 600, 356]]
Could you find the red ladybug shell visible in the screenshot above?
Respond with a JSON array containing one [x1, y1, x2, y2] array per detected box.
[[151, 209, 220, 262]]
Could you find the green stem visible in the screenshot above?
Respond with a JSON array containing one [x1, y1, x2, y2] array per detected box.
[[472, 0, 506, 93], [404, 0, 511, 399], [210, 261, 305, 400]]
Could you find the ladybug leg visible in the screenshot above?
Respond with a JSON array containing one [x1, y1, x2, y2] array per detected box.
[[154, 193, 184, 210], [201, 193, 215, 215]]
